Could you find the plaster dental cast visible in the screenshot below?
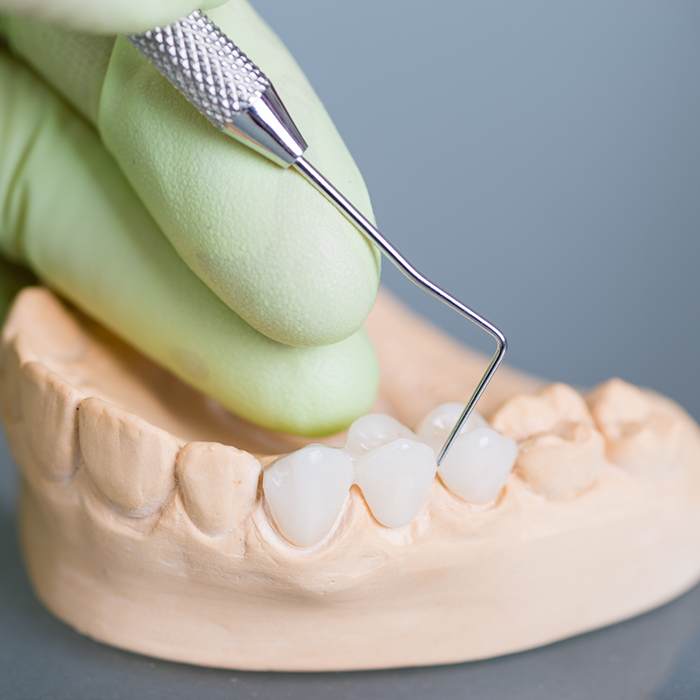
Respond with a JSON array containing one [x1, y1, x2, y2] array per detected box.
[[2, 0, 700, 672]]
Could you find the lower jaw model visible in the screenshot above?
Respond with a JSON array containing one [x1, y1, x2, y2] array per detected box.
[[2, 286, 700, 672]]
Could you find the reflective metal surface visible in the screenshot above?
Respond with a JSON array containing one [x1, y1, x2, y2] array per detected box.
[[130, 9, 507, 464], [293, 156, 506, 465], [227, 85, 307, 166], [128, 10, 307, 166]]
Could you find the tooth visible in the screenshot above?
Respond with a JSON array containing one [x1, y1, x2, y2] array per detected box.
[[416, 402, 488, 453], [178, 442, 261, 537], [516, 423, 605, 499], [1, 332, 40, 421], [588, 378, 655, 433], [437, 428, 517, 503], [11, 288, 85, 361], [79, 396, 180, 516], [355, 438, 436, 528], [544, 383, 595, 426], [415, 403, 514, 504], [491, 383, 594, 442], [490, 394, 559, 442], [0, 336, 23, 422], [263, 444, 354, 547], [588, 379, 685, 485], [491, 385, 605, 499], [344, 413, 415, 459], [20, 361, 83, 482]]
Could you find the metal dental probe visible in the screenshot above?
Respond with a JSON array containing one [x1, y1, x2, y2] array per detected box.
[[129, 9, 507, 466]]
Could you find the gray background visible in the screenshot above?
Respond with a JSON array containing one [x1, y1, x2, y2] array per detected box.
[[2, 0, 700, 697]]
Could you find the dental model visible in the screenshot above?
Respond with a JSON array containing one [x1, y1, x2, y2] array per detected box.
[[2, 286, 700, 671]]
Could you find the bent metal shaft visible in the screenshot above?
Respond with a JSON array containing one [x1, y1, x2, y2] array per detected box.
[[128, 9, 507, 464]]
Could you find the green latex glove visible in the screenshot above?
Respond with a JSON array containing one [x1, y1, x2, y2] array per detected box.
[[0, 1, 381, 436], [0, 0, 226, 34]]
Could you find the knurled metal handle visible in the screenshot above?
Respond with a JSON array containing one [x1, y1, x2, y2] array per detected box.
[[129, 9, 269, 126], [129, 10, 307, 166]]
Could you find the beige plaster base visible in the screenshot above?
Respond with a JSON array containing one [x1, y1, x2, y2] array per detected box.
[[2, 287, 700, 671]]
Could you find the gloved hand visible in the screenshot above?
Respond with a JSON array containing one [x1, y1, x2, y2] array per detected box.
[[0, 0, 381, 436]]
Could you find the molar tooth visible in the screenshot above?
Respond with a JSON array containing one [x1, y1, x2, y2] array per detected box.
[[178, 442, 261, 537], [416, 402, 488, 453], [491, 395, 559, 442], [542, 383, 595, 425], [437, 428, 517, 503], [588, 379, 685, 486], [79, 397, 180, 516], [21, 362, 83, 482], [517, 423, 605, 499], [6, 288, 85, 360], [491, 383, 594, 442], [343, 413, 415, 459], [355, 438, 436, 528], [588, 379, 653, 432], [263, 445, 354, 547]]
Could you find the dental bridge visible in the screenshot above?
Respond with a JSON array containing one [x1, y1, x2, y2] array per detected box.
[[128, 9, 507, 467]]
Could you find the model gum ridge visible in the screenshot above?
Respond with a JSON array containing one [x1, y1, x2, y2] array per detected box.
[[2, 286, 700, 671]]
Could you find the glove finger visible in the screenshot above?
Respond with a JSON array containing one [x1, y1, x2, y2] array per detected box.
[[0, 50, 379, 436], [0, 0, 228, 34], [4, 0, 382, 348]]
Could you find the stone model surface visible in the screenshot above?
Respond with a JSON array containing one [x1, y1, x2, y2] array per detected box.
[[2, 287, 700, 671]]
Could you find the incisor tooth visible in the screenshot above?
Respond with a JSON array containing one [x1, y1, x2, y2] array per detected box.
[[438, 428, 517, 503], [344, 413, 415, 459], [355, 438, 436, 528], [263, 444, 354, 547], [21, 362, 82, 482], [79, 397, 180, 516], [588, 379, 685, 486], [417, 402, 488, 453], [178, 442, 261, 537], [517, 423, 605, 499]]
